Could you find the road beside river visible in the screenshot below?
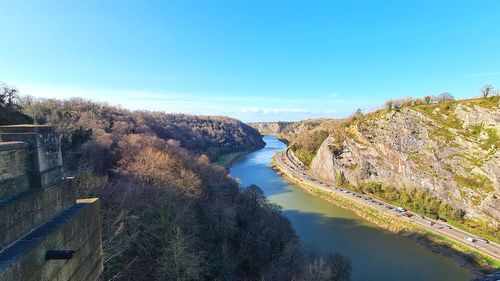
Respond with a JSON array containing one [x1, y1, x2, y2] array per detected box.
[[230, 135, 473, 281]]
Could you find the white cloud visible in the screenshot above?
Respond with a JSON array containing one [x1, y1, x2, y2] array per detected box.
[[240, 107, 337, 115], [17, 84, 330, 105], [13, 83, 343, 121], [240, 107, 310, 114], [327, 92, 340, 97]]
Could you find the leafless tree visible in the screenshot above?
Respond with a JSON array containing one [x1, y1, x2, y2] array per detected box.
[[481, 84, 494, 98], [433, 92, 454, 103], [0, 82, 19, 107]]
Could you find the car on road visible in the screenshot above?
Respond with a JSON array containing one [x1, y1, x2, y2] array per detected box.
[[395, 207, 406, 212], [403, 212, 413, 218], [429, 221, 435, 226], [476, 237, 489, 243], [464, 236, 477, 243], [385, 206, 393, 210]]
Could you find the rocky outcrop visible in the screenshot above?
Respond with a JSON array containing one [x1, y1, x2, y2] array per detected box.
[[310, 98, 500, 224], [249, 122, 294, 135]]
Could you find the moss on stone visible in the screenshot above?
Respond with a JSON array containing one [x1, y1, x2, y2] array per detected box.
[[454, 174, 494, 193]]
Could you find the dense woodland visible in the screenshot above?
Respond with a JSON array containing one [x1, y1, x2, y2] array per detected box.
[[0, 84, 351, 281]]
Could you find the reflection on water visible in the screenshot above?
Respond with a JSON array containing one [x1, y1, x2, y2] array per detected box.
[[230, 135, 473, 281]]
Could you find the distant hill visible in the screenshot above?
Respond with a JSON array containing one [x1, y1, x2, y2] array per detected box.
[[249, 121, 294, 135], [20, 97, 265, 163], [252, 119, 349, 165]]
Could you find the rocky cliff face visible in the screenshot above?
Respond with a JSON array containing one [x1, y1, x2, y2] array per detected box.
[[249, 122, 294, 135], [310, 98, 500, 224]]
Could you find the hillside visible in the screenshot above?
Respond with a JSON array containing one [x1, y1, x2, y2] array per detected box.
[[303, 97, 500, 240], [249, 121, 294, 135], [254, 119, 349, 166], [19, 97, 264, 164], [0, 90, 351, 281]]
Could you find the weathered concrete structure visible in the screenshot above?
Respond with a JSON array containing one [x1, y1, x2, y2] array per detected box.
[[0, 125, 102, 281]]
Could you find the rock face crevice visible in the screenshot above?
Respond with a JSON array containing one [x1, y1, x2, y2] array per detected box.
[[310, 101, 500, 224]]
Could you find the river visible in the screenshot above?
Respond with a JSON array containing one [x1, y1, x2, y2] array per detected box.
[[229, 135, 473, 281]]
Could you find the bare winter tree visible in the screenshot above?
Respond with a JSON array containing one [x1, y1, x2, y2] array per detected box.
[[0, 82, 33, 125], [0, 82, 19, 107], [434, 92, 455, 102], [481, 84, 494, 98]]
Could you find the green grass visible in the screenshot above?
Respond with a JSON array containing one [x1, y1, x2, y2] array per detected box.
[[454, 174, 494, 193], [462, 96, 500, 110], [351, 181, 499, 244], [294, 149, 316, 167], [485, 128, 500, 148], [415, 102, 463, 129], [467, 124, 484, 138]]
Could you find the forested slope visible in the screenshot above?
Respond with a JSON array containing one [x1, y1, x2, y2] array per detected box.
[[0, 85, 351, 281]]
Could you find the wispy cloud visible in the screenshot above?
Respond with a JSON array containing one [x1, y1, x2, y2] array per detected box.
[[240, 107, 310, 114], [17, 84, 340, 105], [240, 107, 336, 115], [14, 83, 354, 121]]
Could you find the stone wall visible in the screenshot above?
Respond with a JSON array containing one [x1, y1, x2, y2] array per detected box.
[[0, 142, 30, 199], [0, 125, 102, 281], [0, 125, 64, 189]]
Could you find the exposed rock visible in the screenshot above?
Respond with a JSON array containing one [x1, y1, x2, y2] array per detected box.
[[310, 98, 500, 224], [249, 122, 294, 135]]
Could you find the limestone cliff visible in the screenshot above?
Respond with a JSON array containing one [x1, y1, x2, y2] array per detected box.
[[310, 98, 500, 224], [249, 122, 294, 135], [250, 119, 346, 142]]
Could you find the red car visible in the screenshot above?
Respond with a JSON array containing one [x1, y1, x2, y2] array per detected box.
[[403, 212, 413, 218]]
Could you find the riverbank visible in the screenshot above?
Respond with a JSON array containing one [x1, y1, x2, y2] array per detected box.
[[216, 144, 265, 168], [271, 155, 500, 276], [216, 151, 249, 167]]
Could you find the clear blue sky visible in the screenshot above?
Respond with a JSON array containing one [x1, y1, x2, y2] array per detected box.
[[1, 1, 499, 121]]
